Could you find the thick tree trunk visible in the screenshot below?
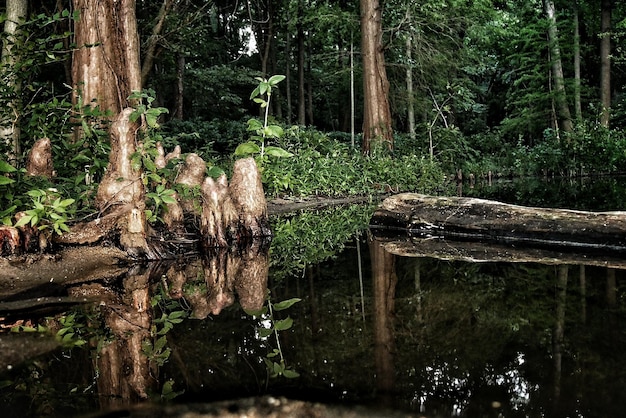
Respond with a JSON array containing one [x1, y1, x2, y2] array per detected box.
[[360, 0, 393, 153], [600, 0, 611, 128], [0, 0, 28, 162], [543, 0, 573, 134], [72, 0, 142, 116], [371, 193, 626, 252]]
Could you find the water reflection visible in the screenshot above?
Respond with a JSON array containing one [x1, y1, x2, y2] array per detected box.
[[2, 230, 626, 417]]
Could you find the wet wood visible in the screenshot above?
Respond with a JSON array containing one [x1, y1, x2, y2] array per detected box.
[[370, 193, 626, 251]]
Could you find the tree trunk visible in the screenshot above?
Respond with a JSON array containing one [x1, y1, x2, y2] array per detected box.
[[543, 0, 573, 134], [360, 0, 393, 153], [254, 0, 273, 77], [297, 0, 306, 125], [573, 4, 582, 123], [285, 25, 292, 124], [406, 34, 416, 140], [140, 0, 176, 87], [600, 0, 611, 128], [173, 53, 184, 120], [72, 0, 142, 115], [306, 39, 314, 126], [72, 0, 146, 255], [0, 0, 28, 163]]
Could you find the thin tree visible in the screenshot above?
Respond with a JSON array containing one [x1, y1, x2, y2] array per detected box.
[[297, 0, 306, 125], [360, 0, 393, 153], [543, 0, 574, 134], [572, 3, 583, 123], [600, 0, 611, 127], [0, 0, 28, 162]]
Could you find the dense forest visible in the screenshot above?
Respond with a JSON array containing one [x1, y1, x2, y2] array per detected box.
[[1, 0, 626, 254]]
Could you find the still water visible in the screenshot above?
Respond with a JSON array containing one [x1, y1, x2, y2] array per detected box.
[[1, 177, 626, 417]]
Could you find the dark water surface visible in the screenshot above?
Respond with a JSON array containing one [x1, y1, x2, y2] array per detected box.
[[1, 177, 626, 417]]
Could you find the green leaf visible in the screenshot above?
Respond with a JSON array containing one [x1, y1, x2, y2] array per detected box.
[[247, 118, 263, 131], [207, 166, 225, 178], [265, 146, 294, 158], [14, 215, 32, 228], [244, 306, 267, 317], [268, 75, 286, 86], [273, 298, 301, 311], [264, 125, 283, 138], [161, 194, 177, 205], [0, 160, 17, 173], [142, 156, 157, 172], [282, 369, 300, 378], [0, 175, 15, 186], [59, 198, 75, 207], [274, 317, 293, 331], [259, 82, 269, 96], [235, 142, 260, 156], [249, 85, 261, 100], [258, 327, 273, 338]]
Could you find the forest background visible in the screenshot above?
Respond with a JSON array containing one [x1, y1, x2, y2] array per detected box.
[[1, 0, 626, 236]]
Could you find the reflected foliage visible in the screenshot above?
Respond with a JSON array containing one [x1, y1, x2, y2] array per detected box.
[[269, 204, 375, 280]]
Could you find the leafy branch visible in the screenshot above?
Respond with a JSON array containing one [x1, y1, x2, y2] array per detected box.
[[246, 292, 301, 379], [235, 75, 293, 159]]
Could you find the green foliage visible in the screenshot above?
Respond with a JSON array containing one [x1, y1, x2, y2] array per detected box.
[[235, 75, 293, 159], [55, 312, 88, 348], [245, 292, 301, 379], [128, 90, 189, 224], [260, 126, 444, 198], [144, 285, 190, 370], [270, 205, 374, 280], [13, 188, 75, 235]]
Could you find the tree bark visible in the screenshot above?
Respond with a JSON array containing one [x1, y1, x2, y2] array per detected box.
[[600, 0, 611, 128], [360, 0, 393, 153], [71, 0, 142, 116], [543, 0, 573, 134], [0, 0, 28, 162]]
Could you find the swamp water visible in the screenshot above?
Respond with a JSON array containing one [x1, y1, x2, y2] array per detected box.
[[1, 178, 626, 417]]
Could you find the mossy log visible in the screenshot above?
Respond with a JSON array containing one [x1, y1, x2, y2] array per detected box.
[[370, 193, 626, 252]]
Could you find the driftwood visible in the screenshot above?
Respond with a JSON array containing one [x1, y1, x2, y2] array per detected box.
[[370, 193, 626, 253]]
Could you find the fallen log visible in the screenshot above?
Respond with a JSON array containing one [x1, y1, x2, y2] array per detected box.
[[370, 193, 626, 252]]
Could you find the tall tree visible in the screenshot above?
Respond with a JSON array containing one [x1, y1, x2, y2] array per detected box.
[[72, 0, 147, 255], [72, 0, 142, 115], [0, 0, 28, 161], [543, 0, 574, 134], [360, 0, 393, 153], [297, 0, 306, 125], [573, 3, 582, 122], [600, 0, 612, 127]]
